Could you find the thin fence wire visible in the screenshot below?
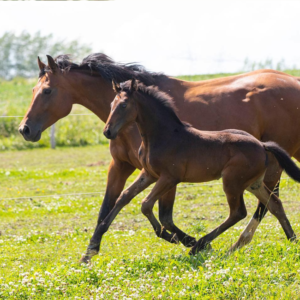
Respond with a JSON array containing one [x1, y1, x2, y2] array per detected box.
[[0, 192, 103, 201], [0, 114, 94, 118], [0, 178, 291, 202]]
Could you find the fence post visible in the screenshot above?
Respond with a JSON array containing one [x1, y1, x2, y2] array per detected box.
[[50, 124, 56, 149]]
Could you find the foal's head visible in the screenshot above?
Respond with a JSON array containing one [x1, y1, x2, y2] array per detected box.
[[103, 79, 138, 139]]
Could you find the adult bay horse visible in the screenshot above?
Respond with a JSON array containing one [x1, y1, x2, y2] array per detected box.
[[19, 54, 300, 259], [95, 78, 299, 258]]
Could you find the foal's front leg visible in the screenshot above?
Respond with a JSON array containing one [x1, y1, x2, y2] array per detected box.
[[141, 176, 179, 241], [80, 169, 156, 263], [159, 187, 197, 247]]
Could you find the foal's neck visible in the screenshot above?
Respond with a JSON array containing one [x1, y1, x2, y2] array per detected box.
[[134, 92, 184, 144], [67, 72, 114, 123]]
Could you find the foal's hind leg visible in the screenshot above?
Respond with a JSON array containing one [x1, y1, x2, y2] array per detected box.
[[159, 188, 196, 247], [248, 181, 296, 241], [230, 161, 282, 251], [190, 182, 247, 255]]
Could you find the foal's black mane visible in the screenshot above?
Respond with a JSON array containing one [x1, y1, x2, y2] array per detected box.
[[40, 53, 167, 85], [120, 81, 189, 127]]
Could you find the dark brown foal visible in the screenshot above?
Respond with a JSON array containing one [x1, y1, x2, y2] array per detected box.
[[80, 79, 299, 262]]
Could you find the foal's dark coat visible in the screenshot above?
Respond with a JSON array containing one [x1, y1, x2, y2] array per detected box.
[[80, 79, 299, 262]]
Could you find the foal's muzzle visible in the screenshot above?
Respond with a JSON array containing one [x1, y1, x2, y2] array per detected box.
[[103, 125, 117, 140]]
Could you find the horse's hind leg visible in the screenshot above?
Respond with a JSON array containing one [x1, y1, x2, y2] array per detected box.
[[159, 188, 196, 247], [230, 160, 282, 251], [248, 181, 296, 241]]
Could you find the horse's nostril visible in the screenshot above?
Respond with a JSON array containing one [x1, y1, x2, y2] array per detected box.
[[23, 125, 30, 136], [106, 129, 111, 137]]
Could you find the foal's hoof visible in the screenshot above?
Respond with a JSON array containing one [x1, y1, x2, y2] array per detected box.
[[162, 231, 179, 244], [181, 236, 197, 248], [189, 242, 212, 256], [79, 249, 98, 265]]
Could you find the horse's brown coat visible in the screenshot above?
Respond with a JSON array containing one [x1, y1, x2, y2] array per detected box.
[[18, 55, 300, 258]]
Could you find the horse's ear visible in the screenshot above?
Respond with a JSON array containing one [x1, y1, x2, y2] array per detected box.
[[112, 80, 121, 93], [130, 78, 138, 91], [37, 56, 46, 71], [46, 55, 58, 74]]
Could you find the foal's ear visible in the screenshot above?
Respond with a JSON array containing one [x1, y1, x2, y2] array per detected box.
[[37, 56, 46, 71], [46, 55, 58, 74], [130, 78, 138, 92], [112, 80, 121, 93]]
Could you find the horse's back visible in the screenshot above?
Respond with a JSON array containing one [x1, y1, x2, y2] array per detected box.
[[175, 70, 300, 155]]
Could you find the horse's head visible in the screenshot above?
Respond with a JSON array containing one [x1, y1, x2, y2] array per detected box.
[[104, 79, 138, 139], [19, 55, 73, 142]]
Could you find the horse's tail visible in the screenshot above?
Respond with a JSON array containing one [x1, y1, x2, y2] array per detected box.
[[263, 141, 300, 182]]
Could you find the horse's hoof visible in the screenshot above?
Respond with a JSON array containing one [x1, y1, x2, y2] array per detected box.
[[228, 243, 239, 253], [79, 255, 91, 265]]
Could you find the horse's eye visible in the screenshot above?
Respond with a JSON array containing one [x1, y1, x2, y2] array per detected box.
[[121, 103, 127, 108], [43, 89, 52, 95]]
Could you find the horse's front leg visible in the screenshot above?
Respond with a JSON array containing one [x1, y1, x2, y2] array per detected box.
[[159, 187, 196, 247], [80, 169, 156, 263], [97, 159, 136, 225]]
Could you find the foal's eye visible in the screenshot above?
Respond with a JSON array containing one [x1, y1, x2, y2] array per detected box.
[[121, 103, 127, 108], [43, 89, 52, 95]]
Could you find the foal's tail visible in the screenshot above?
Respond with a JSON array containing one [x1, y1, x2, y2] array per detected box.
[[263, 141, 300, 182]]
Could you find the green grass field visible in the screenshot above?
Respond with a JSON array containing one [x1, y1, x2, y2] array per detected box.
[[1, 71, 300, 299], [1, 145, 300, 299]]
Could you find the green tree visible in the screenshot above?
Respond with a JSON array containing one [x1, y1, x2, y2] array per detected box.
[[0, 31, 92, 79]]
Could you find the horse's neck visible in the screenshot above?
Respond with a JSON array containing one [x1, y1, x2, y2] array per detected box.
[[68, 72, 114, 123], [135, 93, 183, 145]]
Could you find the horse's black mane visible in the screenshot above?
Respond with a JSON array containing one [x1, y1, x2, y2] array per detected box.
[[40, 53, 167, 85], [120, 80, 190, 127]]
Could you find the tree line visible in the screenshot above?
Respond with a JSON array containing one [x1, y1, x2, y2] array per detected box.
[[0, 31, 93, 80]]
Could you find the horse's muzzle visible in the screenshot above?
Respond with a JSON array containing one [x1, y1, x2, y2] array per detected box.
[[19, 124, 41, 142]]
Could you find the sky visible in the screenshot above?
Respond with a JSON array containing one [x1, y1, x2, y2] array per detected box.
[[0, 0, 300, 76]]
